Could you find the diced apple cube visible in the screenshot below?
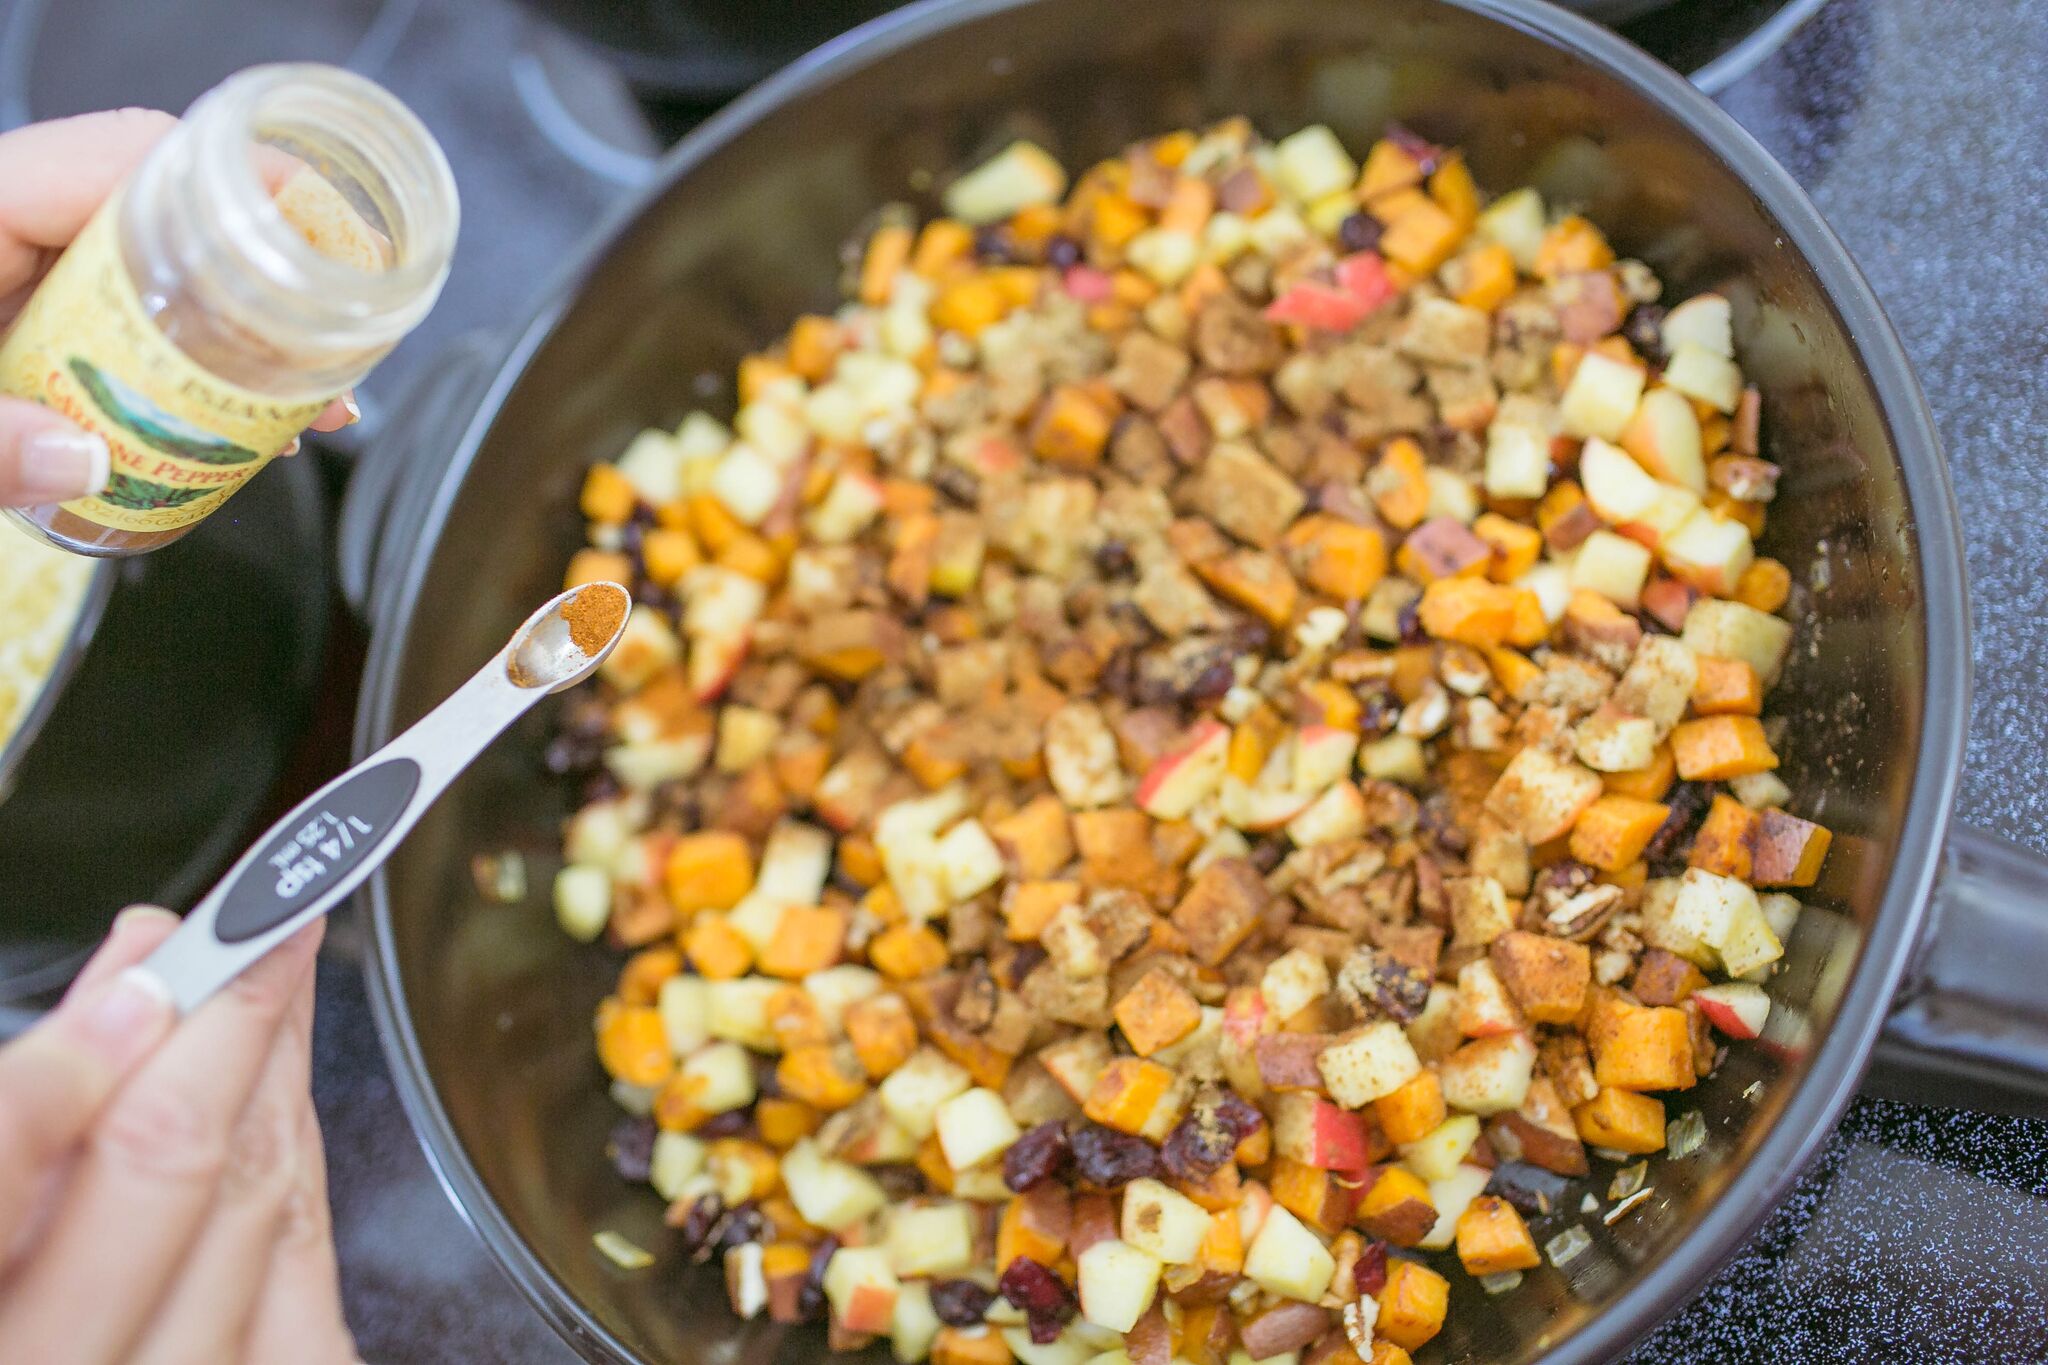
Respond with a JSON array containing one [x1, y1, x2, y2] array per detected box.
[[553, 864, 611, 942], [705, 977, 782, 1050], [1317, 1021, 1422, 1108], [1399, 1113, 1482, 1182], [1662, 341, 1742, 413], [1285, 781, 1369, 846], [1661, 293, 1734, 358], [935, 1087, 1022, 1170], [1561, 353, 1647, 441], [1716, 892, 1785, 978], [1261, 947, 1333, 1024], [1620, 387, 1706, 492], [936, 818, 1006, 902], [1578, 438, 1661, 524], [944, 141, 1068, 224], [806, 470, 885, 543], [1406, 985, 1464, 1063], [657, 975, 710, 1056], [1438, 1032, 1538, 1116], [1273, 125, 1358, 203], [1293, 725, 1361, 793], [1570, 528, 1653, 610], [1681, 598, 1793, 686], [891, 1280, 942, 1364], [880, 1048, 975, 1139], [785, 1138, 888, 1230], [824, 1244, 900, 1334], [1477, 187, 1546, 272], [1119, 1178, 1215, 1264], [1269, 1092, 1371, 1170], [887, 1201, 978, 1277], [1483, 419, 1552, 499], [680, 1040, 758, 1114], [600, 604, 682, 691], [1693, 981, 1771, 1039], [1453, 959, 1522, 1038], [1135, 720, 1229, 820], [1243, 1205, 1335, 1302], [649, 1131, 707, 1200], [1425, 467, 1480, 524], [709, 443, 785, 525], [1075, 1239, 1163, 1334], [1417, 1164, 1493, 1251], [1661, 509, 1755, 597]]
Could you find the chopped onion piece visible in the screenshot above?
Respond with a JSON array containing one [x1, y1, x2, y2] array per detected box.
[[1545, 1224, 1593, 1268], [1743, 1080, 1765, 1102], [1581, 1192, 1599, 1214], [1666, 1109, 1707, 1159], [594, 1230, 655, 1269], [1604, 1189, 1652, 1225], [471, 849, 528, 903], [1479, 1271, 1524, 1295], [1608, 1162, 1648, 1201]]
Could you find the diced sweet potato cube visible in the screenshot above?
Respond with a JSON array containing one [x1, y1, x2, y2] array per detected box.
[[1534, 215, 1614, 279], [758, 905, 849, 979], [1472, 512, 1543, 582], [1369, 437, 1431, 530], [1194, 549, 1300, 628], [1270, 1156, 1357, 1235], [1284, 514, 1388, 601], [563, 548, 634, 592], [1171, 859, 1270, 965], [1671, 715, 1778, 781], [1592, 1002, 1695, 1092], [1691, 656, 1763, 716], [869, 923, 951, 980], [664, 831, 755, 913], [1417, 578, 1542, 650], [997, 1184, 1071, 1271], [845, 992, 919, 1078], [775, 1044, 868, 1111], [617, 946, 683, 1006], [1030, 384, 1114, 467], [1688, 794, 1761, 880], [1380, 197, 1465, 276], [1485, 746, 1605, 844], [1113, 966, 1204, 1057], [932, 275, 1012, 337], [1538, 480, 1600, 552], [1004, 880, 1081, 943], [1373, 1070, 1448, 1146], [596, 1003, 673, 1087], [1084, 1057, 1178, 1135], [1602, 743, 1676, 802], [1396, 517, 1491, 584], [1735, 557, 1792, 614], [1455, 1195, 1541, 1276], [681, 914, 753, 981], [766, 984, 830, 1051], [1450, 241, 1517, 312], [1569, 795, 1671, 872], [1751, 808, 1832, 887], [579, 463, 637, 525], [858, 221, 912, 305], [991, 794, 1075, 879], [1355, 1167, 1436, 1246], [1375, 1258, 1451, 1351], [757, 1097, 823, 1150], [932, 1327, 1016, 1365], [1571, 1087, 1666, 1154], [1630, 948, 1708, 1007], [1194, 1196, 1246, 1274], [1488, 931, 1591, 1025]]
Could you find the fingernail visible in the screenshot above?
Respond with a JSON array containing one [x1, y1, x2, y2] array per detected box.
[[112, 905, 178, 933], [279, 437, 302, 458], [19, 429, 109, 499], [340, 391, 361, 425], [77, 968, 174, 1064]]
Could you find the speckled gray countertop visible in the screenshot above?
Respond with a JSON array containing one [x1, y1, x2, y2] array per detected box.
[[312, 0, 2048, 1360]]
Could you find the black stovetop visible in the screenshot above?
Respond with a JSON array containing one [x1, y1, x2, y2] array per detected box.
[[12, 0, 2048, 1359]]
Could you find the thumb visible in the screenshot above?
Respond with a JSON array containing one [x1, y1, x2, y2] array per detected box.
[[0, 397, 108, 506]]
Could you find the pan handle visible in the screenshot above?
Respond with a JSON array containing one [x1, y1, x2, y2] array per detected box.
[[1868, 823, 2048, 1116], [336, 332, 502, 626]]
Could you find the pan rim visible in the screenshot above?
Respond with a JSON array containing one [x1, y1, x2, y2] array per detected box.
[[354, 0, 1970, 1359]]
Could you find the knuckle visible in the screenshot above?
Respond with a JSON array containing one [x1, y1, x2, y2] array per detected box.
[[94, 1085, 227, 1186], [217, 1098, 295, 1202], [274, 1168, 333, 1251]]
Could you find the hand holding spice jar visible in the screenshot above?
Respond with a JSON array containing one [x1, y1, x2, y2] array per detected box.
[[0, 67, 458, 556]]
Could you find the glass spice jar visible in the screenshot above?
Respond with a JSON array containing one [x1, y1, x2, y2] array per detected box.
[[0, 64, 459, 556]]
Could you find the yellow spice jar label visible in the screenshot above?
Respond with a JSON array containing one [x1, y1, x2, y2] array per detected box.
[[0, 192, 328, 533]]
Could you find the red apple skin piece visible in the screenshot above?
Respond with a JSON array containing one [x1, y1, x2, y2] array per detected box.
[[1255, 1033, 1332, 1091], [836, 1282, 897, 1335], [1069, 1193, 1118, 1256], [1641, 578, 1699, 633], [690, 633, 751, 702], [1222, 987, 1270, 1050], [1135, 720, 1229, 817], [1692, 983, 1770, 1040], [1276, 1096, 1372, 1170]]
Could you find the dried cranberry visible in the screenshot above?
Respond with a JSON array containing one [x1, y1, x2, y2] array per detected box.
[[1383, 123, 1443, 175], [1045, 235, 1083, 270], [717, 1201, 766, 1252], [1417, 794, 1470, 855], [797, 1236, 838, 1322], [673, 1192, 725, 1260], [1358, 687, 1401, 736], [1186, 660, 1236, 703], [619, 520, 646, 557], [1003, 1121, 1073, 1192], [1645, 782, 1712, 871], [695, 1107, 752, 1139], [1009, 942, 1049, 983], [1371, 957, 1433, 1022], [1093, 538, 1136, 579], [1250, 835, 1288, 875], [998, 1257, 1076, 1344], [1486, 1162, 1571, 1218], [580, 772, 624, 805], [974, 224, 1017, 262], [1213, 1091, 1265, 1141], [1161, 1110, 1237, 1181], [1396, 597, 1426, 646], [1624, 304, 1669, 362], [1353, 1240, 1390, 1297], [929, 1278, 997, 1327], [932, 463, 981, 508], [1070, 1123, 1162, 1187], [606, 1115, 656, 1183], [1336, 212, 1384, 254]]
